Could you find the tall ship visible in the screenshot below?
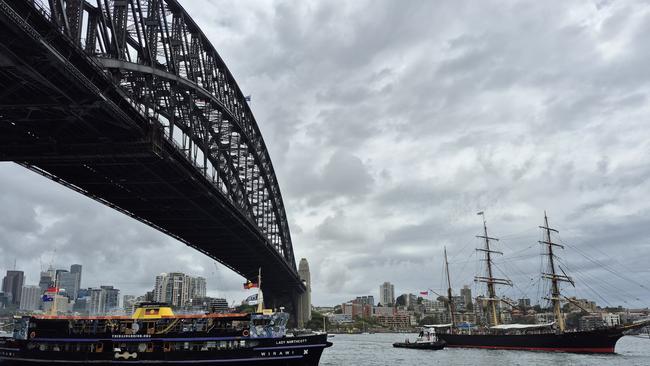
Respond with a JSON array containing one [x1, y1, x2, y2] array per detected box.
[[435, 212, 650, 353]]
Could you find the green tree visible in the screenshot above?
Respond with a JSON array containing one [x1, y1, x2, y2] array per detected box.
[[419, 315, 436, 326], [305, 311, 326, 331]]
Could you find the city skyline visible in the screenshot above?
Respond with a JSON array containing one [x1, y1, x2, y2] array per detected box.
[[2, 0, 650, 308]]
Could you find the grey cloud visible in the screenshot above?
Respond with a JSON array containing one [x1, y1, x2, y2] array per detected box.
[[3, 0, 650, 309]]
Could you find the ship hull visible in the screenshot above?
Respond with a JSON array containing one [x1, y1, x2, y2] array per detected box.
[[437, 328, 624, 353], [0, 334, 332, 365]]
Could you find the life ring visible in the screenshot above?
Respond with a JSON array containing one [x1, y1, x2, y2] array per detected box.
[[29, 331, 36, 339], [242, 329, 250, 337]]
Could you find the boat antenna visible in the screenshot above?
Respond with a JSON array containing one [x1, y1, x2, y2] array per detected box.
[[474, 211, 512, 326], [444, 247, 456, 327], [539, 211, 572, 332]]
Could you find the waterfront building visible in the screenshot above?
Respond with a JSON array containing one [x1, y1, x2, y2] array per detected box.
[[70, 264, 82, 297], [102, 286, 120, 310], [0, 292, 10, 309], [328, 314, 353, 324], [314, 306, 335, 314], [375, 314, 412, 329], [342, 302, 372, 319], [88, 289, 104, 315], [580, 314, 604, 330], [154, 272, 206, 308], [88, 286, 120, 315], [567, 297, 598, 312], [517, 298, 531, 309], [19, 285, 41, 311], [123, 295, 137, 314], [42, 294, 71, 314], [188, 297, 229, 313], [421, 299, 446, 313], [396, 293, 418, 308], [154, 272, 189, 307], [2, 270, 24, 305], [602, 313, 621, 327], [354, 296, 374, 306], [460, 285, 472, 308], [379, 282, 395, 306], [372, 306, 395, 317], [298, 258, 312, 325], [189, 276, 207, 299], [73, 297, 89, 313], [38, 271, 53, 294], [210, 298, 229, 313], [58, 270, 81, 300]]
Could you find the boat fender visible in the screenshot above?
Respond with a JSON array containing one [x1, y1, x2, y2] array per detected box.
[[29, 332, 36, 339], [242, 329, 250, 337]]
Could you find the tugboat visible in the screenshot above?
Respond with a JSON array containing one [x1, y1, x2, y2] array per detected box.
[[392, 327, 446, 350], [0, 302, 332, 365], [435, 212, 650, 353]]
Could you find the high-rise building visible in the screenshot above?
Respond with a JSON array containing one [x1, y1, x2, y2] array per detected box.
[[354, 296, 375, 306], [210, 298, 229, 313], [154, 272, 206, 307], [102, 286, 120, 310], [19, 285, 42, 311], [379, 282, 395, 306], [38, 271, 54, 294], [189, 276, 207, 300], [70, 264, 82, 296], [58, 271, 81, 300], [2, 270, 25, 305], [298, 258, 312, 324], [88, 286, 120, 315], [123, 295, 137, 314], [73, 297, 89, 313], [460, 285, 472, 308], [0, 292, 10, 309], [88, 288, 105, 315]]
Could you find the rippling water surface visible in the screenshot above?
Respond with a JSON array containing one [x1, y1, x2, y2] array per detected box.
[[320, 333, 649, 366]]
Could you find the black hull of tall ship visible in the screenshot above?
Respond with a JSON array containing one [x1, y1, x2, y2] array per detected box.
[[437, 328, 624, 353], [0, 334, 332, 365]]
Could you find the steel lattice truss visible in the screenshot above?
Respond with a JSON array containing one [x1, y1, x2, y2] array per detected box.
[[29, 0, 296, 269]]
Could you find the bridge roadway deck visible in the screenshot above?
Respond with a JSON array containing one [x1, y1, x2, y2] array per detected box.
[[0, 0, 304, 297]]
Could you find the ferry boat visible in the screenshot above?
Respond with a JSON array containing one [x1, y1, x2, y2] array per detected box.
[[435, 212, 650, 353], [0, 303, 332, 365]]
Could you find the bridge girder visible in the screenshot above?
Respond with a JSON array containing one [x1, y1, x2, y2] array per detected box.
[[0, 0, 301, 293]]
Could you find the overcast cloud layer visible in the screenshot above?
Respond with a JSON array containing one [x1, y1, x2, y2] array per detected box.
[[2, 0, 650, 308]]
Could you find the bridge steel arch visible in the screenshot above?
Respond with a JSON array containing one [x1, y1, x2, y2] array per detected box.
[[0, 0, 304, 299]]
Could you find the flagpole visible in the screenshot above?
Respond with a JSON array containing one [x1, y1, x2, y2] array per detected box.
[[256, 267, 264, 313], [50, 276, 58, 316]]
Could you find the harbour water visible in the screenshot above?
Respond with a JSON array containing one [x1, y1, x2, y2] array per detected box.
[[320, 333, 650, 366]]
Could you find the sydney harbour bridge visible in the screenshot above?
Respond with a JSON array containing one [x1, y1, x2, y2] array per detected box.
[[0, 0, 307, 320]]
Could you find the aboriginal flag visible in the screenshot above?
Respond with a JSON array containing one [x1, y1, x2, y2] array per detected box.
[[243, 280, 259, 289]]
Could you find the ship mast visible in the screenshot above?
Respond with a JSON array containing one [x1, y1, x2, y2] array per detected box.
[[444, 247, 456, 326], [474, 212, 512, 326], [539, 212, 573, 332]]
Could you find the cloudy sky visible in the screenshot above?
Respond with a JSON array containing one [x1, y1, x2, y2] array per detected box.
[[2, 0, 650, 308]]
